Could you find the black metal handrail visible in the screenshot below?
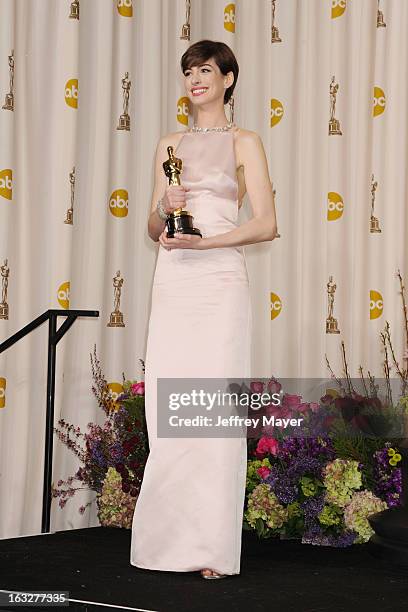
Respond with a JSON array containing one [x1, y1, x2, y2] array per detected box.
[[0, 309, 99, 533]]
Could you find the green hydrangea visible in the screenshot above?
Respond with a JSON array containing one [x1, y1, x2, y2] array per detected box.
[[344, 490, 387, 543], [318, 504, 342, 527], [97, 467, 136, 529], [300, 476, 321, 497], [245, 483, 288, 531], [287, 501, 302, 519], [323, 459, 362, 507]]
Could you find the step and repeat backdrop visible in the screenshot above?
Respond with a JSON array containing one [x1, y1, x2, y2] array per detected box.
[[0, 0, 407, 537]]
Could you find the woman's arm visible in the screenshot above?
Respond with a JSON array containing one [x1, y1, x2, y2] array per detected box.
[[202, 130, 277, 249], [147, 136, 169, 242]]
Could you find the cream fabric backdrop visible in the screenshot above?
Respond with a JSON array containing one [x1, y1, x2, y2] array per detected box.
[[0, 0, 407, 537]]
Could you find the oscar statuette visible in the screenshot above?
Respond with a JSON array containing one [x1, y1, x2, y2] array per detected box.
[[162, 145, 202, 238]]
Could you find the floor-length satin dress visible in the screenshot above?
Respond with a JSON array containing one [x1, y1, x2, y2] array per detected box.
[[130, 127, 252, 575]]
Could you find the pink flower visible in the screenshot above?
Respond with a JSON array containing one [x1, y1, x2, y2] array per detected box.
[[254, 436, 279, 458], [267, 378, 282, 394], [257, 466, 271, 479], [250, 380, 265, 393], [131, 382, 145, 396], [264, 402, 291, 419], [282, 394, 303, 411]]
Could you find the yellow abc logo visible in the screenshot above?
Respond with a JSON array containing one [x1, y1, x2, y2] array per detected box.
[[331, 0, 346, 19], [177, 96, 190, 125], [270, 99, 284, 127], [65, 79, 78, 108], [327, 192, 344, 220], [373, 86, 386, 117], [0, 169, 12, 200], [370, 290, 383, 319], [0, 377, 6, 409], [107, 382, 124, 409], [109, 189, 129, 217], [270, 292, 282, 320], [117, 0, 133, 17], [57, 281, 70, 309], [224, 3, 235, 33]]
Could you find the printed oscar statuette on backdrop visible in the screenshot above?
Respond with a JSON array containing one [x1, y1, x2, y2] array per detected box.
[[0, 259, 10, 320], [107, 270, 125, 327], [69, 0, 79, 19], [180, 0, 191, 40], [370, 174, 382, 233], [162, 145, 202, 239], [329, 76, 342, 136], [271, 0, 282, 43], [117, 72, 131, 131], [326, 275, 340, 334], [2, 50, 14, 111], [377, 0, 386, 28], [64, 166, 75, 225]]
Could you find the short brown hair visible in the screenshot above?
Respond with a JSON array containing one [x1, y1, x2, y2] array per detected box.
[[180, 40, 239, 105]]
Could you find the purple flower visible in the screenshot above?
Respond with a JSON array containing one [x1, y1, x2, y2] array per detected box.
[[372, 445, 402, 508], [302, 529, 357, 547], [265, 451, 324, 504]]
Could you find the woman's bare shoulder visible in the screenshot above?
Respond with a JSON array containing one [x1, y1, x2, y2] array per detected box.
[[233, 126, 261, 144], [159, 130, 187, 149]]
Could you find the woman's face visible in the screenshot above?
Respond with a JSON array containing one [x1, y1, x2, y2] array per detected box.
[[183, 57, 232, 106]]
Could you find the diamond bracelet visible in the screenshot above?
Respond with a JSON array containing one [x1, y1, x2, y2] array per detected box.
[[156, 197, 168, 221]]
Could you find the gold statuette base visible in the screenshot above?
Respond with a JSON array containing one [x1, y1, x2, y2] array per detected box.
[[2, 93, 13, 110], [107, 311, 125, 327], [329, 118, 342, 135], [117, 114, 130, 131], [271, 27, 282, 43], [370, 215, 382, 233], [180, 23, 190, 40], [0, 303, 9, 320], [166, 209, 202, 238], [326, 316, 340, 334]]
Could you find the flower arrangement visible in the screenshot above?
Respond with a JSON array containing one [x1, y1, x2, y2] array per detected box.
[[52, 346, 148, 526], [244, 435, 399, 546]]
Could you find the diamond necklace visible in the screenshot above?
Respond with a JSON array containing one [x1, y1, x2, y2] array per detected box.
[[188, 121, 235, 133]]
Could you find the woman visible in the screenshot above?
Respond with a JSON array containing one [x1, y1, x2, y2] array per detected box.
[[130, 39, 277, 579]]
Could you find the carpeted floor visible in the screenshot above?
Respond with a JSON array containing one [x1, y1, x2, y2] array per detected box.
[[0, 527, 407, 611]]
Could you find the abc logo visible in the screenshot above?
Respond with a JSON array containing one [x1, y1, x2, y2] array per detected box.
[[57, 281, 70, 309], [270, 292, 282, 320], [331, 0, 346, 19], [109, 189, 129, 218], [224, 3, 235, 33], [65, 79, 78, 109], [327, 192, 344, 221], [107, 382, 124, 408], [370, 290, 383, 319], [270, 99, 284, 127], [117, 0, 133, 17], [0, 169, 12, 200], [373, 86, 386, 117], [0, 377, 6, 409], [177, 97, 190, 125]]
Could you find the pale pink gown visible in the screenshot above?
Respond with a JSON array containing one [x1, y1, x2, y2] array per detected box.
[[130, 128, 252, 575]]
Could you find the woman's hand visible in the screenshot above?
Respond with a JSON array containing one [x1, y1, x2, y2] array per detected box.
[[159, 229, 206, 250], [162, 184, 190, 215]]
